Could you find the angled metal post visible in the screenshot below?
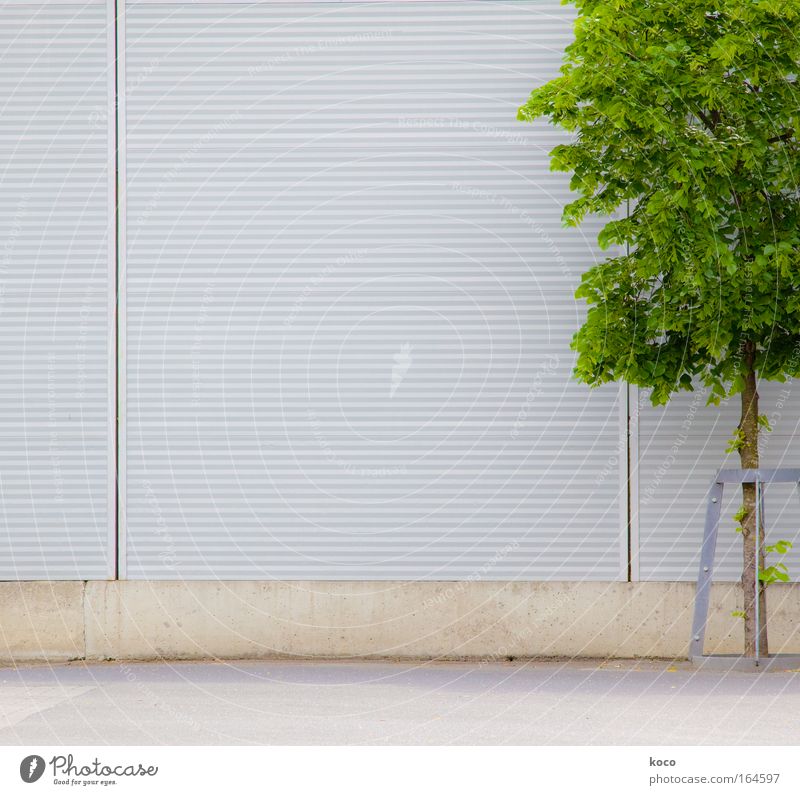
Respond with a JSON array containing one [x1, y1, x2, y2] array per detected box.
[[690, 478, 724, 658], [691, 468, 800, 670], [755, 479, 762, 662]]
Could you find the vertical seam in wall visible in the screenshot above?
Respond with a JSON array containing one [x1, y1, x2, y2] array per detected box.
[[115, 0, 128, 580], [113, 0, 120, 581], [103, 0, 117, 581]]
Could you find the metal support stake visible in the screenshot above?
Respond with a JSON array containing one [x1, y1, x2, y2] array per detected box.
[[690, 480, 723, 658], [754, 479, 761, 664], [691, 469, 800, 669]]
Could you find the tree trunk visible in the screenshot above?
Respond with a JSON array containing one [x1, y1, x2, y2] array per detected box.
[[739, 342, 768, 657]]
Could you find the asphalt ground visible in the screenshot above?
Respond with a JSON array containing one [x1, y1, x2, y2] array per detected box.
[[0, 658, 797, 745]]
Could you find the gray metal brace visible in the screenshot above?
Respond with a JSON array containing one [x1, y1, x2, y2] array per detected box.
[[690, 468, 800, 660]]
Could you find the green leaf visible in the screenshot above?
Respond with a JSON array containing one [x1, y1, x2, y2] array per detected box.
[[766, 540, 793, 555]]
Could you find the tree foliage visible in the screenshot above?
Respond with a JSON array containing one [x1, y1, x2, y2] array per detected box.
[[518, 0, 800, 405]]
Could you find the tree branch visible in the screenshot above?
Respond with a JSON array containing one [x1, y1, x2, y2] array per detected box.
[[694, 109, 717, 132], [768, 129, 794, 144]]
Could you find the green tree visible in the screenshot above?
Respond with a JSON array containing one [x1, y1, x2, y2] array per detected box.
[[518, 0, 800, 656]]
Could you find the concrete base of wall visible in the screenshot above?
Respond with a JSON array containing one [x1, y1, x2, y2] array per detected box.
[[2, 581, 800, 664]]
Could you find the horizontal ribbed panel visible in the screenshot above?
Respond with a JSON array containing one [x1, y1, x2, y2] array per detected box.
[[637, 384, 800, 581], [0, 3, 111, 579], [123, 1, 625, 580]]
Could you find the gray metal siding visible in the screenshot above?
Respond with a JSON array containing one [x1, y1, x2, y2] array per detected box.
[[3, 0, 793, 585], [0, 0, 113, 579], [121, 0, 625, 580], [636, 385, 800, 581]]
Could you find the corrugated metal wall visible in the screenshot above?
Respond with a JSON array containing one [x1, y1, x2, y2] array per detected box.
[[636, 385, 800, 581], [0, 0, 114, 579], [120, 0, 626, 580], [1, 0, 791, 584]]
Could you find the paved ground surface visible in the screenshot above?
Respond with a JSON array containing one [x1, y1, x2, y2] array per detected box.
[[0, 658, 798, 745]]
